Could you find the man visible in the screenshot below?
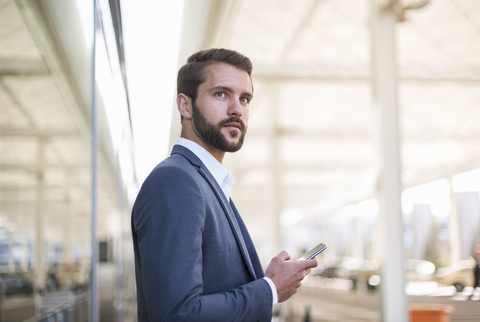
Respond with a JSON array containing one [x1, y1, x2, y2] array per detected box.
[[472, 256, 480, 300], [132, 48, 317, 321]]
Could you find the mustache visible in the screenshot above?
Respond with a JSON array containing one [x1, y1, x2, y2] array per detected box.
[[219, 116, 246, 132]]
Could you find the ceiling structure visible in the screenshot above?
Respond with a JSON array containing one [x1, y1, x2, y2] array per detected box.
[[1, 0, 480, 261], [177, 0, 480, 254], [0, 0, 120, 245]]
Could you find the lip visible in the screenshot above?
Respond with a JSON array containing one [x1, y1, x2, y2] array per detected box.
[[224, 122, 241, 130]]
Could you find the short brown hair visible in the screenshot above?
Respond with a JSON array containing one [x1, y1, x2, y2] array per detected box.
[[177, 48, 253, 102]]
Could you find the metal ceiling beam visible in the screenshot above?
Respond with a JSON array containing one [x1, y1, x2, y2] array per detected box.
[[246, 127, 480, 140], [0, 59, 49, 75], [272, 127, 370, 137], [403, 160, 480, 187], [0, 163, 88, 171], [0, 186, 89, 195], [253, 65, 480, 83], [277, 0, 324, 63], [0, 128, 78, 136], [201, 0, 243, 48], [233, 163, 370, 173], [0, 78, 37, 128]]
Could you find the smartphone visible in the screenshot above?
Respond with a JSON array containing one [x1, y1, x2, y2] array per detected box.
[[299, 243, 327, 260]]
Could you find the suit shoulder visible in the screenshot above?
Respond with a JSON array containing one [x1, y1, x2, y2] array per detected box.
[[139, 154, 200, 191], [132, 154, 206, 225]]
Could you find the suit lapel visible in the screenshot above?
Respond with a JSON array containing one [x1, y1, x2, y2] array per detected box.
[[172, 145, 258, 280], [230, 201, 265, 279], [198, 167, 258, 280]]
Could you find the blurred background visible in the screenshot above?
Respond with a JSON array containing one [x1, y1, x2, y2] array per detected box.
[[0, 0, 479, 321]]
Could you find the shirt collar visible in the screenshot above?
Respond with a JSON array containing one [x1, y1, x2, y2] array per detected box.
[[176, 138, 235, 200]]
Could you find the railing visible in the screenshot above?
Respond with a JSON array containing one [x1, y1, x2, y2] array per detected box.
[[23, 291, 89, 322]]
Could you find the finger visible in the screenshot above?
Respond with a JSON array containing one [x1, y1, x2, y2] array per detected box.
[[299, 258, 318, 269], [276, 250, 291, 262], [308, 258, 318, 267]]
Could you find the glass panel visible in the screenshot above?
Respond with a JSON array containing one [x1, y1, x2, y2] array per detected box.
[[0, 1, 93, 320]]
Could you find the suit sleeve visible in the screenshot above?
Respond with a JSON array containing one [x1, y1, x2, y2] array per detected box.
[[132, 165, 273, 321]]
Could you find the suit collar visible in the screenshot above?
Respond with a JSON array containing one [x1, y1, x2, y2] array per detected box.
[[174, 139, 234, 199], [171, 144, 202, 167]]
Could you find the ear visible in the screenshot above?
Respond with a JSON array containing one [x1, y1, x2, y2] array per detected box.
[[177, 93, 192, 120]]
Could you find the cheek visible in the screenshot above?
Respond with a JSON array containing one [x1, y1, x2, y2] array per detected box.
[[242, 108, 250, 123], [196, 99, 220, 122]]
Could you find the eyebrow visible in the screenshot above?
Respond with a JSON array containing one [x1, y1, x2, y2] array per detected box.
[[208, 85, 253, 100]]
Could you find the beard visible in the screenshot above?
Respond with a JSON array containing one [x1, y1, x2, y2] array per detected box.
[[191, 100, 247, 153]]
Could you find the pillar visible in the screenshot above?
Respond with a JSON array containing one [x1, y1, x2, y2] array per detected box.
[[35, 136, 47, 295], [411, 204, 432, 259], [370, 1, 407, 321]]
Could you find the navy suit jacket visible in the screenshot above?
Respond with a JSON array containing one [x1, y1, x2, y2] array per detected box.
[[132, 145, 273, 321]]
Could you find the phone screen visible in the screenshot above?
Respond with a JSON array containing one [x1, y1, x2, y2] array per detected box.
[[299, 243, 327, 260]]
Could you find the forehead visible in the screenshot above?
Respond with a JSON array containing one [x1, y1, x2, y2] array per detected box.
[[202, 62, 253, 93]]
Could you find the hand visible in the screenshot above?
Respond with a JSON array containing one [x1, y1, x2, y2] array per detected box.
[[264, 251, 318, 302]]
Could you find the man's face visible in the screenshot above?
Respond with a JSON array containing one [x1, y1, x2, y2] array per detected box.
[[191, 63, 252, 153]]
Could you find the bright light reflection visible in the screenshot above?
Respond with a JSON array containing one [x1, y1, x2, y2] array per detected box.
[[122, 0, 184, 184], [281, 209, 303, 226], [402, 179, 451, 217], [452, 168, 480, 193], [355, 198, 378, 218], [74, 0, 93, 48]]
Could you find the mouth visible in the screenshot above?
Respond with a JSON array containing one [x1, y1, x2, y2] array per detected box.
[[223, 122, 242, 131]]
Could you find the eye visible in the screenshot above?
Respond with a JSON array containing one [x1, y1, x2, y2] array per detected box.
[[215, 92, 227, 99], [240, 97, 251, 104]]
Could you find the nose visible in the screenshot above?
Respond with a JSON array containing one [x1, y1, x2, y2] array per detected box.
[[228, 98, 243, 117]]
